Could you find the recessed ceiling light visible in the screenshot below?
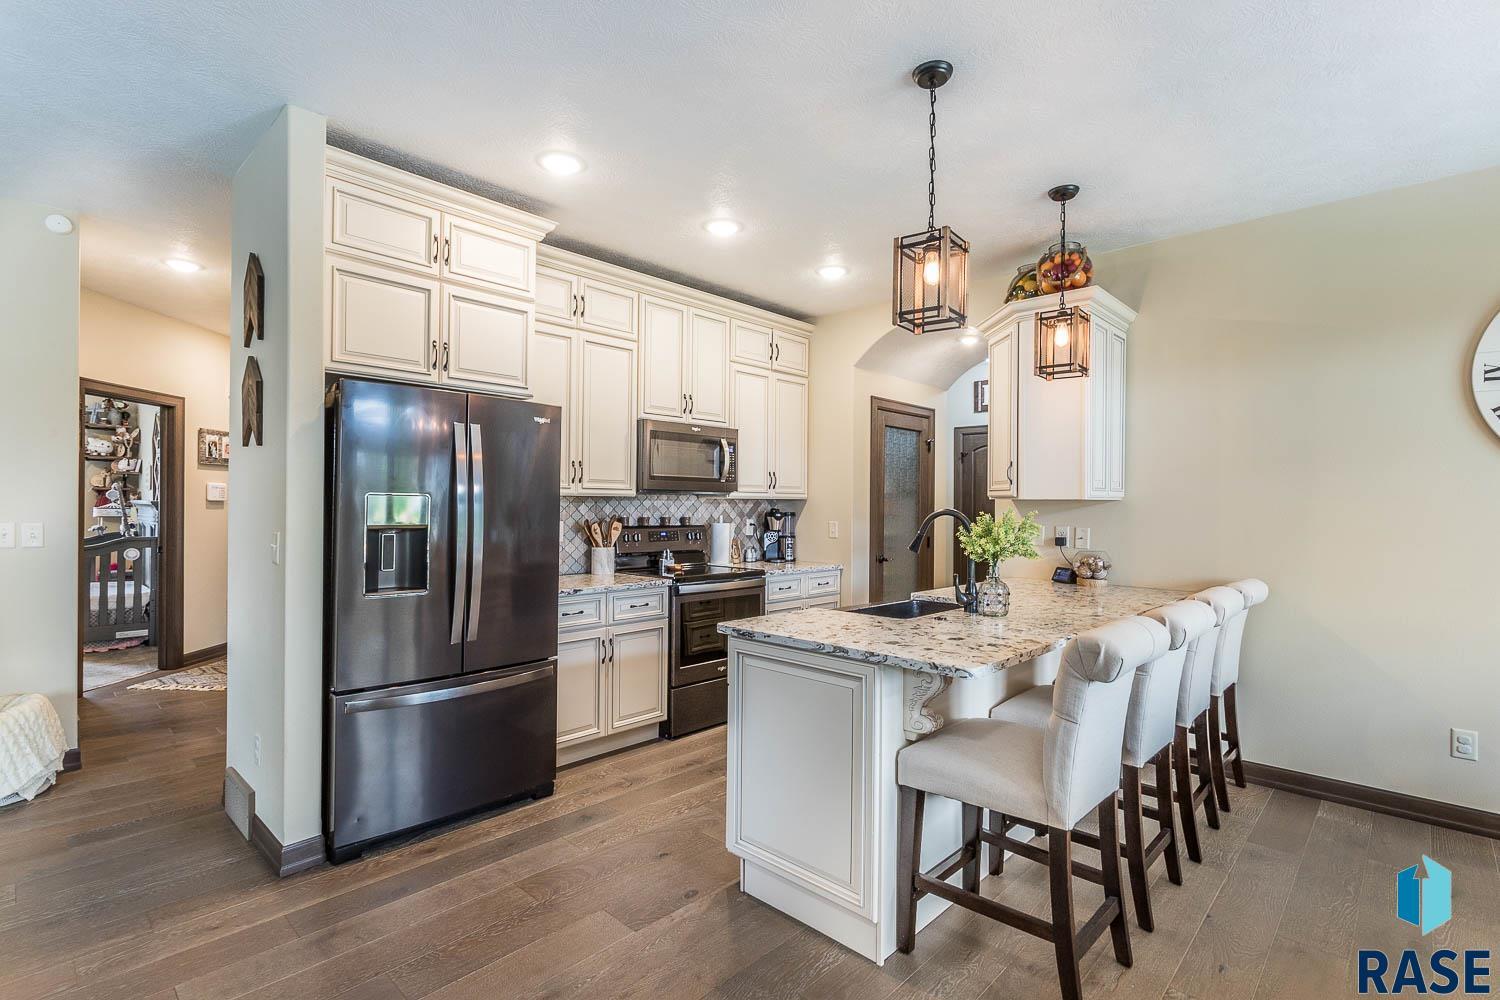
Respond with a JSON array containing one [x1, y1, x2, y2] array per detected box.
[[959, 327, 979, 346], [703, 219, 742, 238], [537, 151, 584, 177], [43, 214, 74, 235], [164, 258, 202, 273], [816, 264, 848, 281]]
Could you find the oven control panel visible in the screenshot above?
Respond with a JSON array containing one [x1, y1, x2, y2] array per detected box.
[[615, 523, 708, 554]]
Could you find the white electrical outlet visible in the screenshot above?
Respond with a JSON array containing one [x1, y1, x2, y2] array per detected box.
[[20, 522, 43, 548], [1075, 527, 1092, 549], [827, 520, 839, 539], [1053, 525, 1072, 548], [0, 522, 13, 548], [1451, 728, 1479, 762]]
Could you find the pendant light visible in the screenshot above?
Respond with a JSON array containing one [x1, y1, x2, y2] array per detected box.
[[1034, 184, 1092, 379], [892, 60, 969, 336]]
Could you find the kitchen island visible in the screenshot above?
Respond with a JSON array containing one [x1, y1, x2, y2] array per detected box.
[[718, 577, 1185, 964]]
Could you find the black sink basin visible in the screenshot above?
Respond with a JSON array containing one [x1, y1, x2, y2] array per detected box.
[[842, 599, 959, 620]]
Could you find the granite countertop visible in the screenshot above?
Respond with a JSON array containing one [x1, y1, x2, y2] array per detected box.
[[718, 577, 1188, 677], [758, 561, 843, 576], [558, 573, 670, 597]]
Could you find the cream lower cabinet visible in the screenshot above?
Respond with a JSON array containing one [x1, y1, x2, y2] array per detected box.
[[557, 595, 668, 762], [557, 631, 608, 746], [730, 365, 808, 499], [529, 323, 637, 495], [608, 620, 670, 730]]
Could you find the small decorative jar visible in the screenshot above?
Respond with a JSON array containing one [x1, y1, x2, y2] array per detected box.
[[1036, 241, 1093, 295], [1005, 264, 1040, 302], [976, 574, 1011, 617]]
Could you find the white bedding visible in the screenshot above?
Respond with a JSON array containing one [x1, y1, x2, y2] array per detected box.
[[0, 693, 67, 806], [89, 580, 152, 613]]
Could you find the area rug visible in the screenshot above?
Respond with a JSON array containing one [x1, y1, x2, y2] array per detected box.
[[128, 658, 227, 692]]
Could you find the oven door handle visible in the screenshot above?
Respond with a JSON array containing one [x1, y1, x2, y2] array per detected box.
[[674, 579, 765, 597]]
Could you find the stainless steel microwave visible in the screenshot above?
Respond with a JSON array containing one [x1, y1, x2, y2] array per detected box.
[[636, 419, 737, 493]]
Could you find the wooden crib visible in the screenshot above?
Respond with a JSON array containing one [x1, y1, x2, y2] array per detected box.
[[82, 533, 159, 647]]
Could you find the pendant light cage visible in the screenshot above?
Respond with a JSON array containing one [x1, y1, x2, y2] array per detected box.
[[1034, 184, 1091, 378], [893, 60, 969, 336]]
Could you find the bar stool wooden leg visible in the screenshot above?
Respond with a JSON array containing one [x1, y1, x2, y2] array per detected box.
[[1121, 764, 1153, 931], [1192, 711, 1221, 830], [962, 803, 981, 893], [1225, 683, 1246, 787], [1172, 728, 1202, 863], [1097, 796, 1134, 967], [896, 785, 925, 954], [987, 811, 1006, 876], [1207, 694, 1232, 813], [1155, 745, 1183, 886], [1048, 828, 1084, 1000]]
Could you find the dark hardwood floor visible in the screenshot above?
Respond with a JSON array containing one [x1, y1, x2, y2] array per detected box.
[[2, 681, 1495, 1000]]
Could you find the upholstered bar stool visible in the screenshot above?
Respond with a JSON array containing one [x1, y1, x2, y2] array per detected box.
[[987, 600, 1215, 931], [1197, 578, 1269, 811], [895, 617, 1167, 1000], [1160, 587, 1242, 861]]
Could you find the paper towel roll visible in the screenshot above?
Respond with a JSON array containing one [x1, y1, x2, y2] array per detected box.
[[710, 521, 735, 564]]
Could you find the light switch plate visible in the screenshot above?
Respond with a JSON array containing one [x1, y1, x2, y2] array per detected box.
[[0, 522, 13, 548], [1074, 527, 1092, 549], [270, 531, 281, 566], [20, 522, 43, 548], [827, 521, 839, 539]]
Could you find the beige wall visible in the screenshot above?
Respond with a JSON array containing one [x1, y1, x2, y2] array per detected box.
[[807, 166, 1500, 814], [80, 290, 229, 653], [0, 199, 81, 746]]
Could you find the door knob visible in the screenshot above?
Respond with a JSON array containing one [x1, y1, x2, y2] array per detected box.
[[877, 555, 889, 564]]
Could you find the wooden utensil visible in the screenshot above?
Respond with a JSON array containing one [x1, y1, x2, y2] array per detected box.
[[607, 517, 623, 545]]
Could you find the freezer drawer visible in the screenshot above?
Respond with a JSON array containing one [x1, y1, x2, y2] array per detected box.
[[325, 660, 557, 860], [664, 677, 726, 739]]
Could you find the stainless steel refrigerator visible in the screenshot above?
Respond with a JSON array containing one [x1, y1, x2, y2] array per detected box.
[[323, 377, 560, 862]]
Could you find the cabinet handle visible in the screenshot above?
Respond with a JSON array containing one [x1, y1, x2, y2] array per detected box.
[[432, 234, 439, 264], [682, 392, 688, 415], [561, 609, 586, 617], [431, 339, 439, 370], [773, 343, 780, 363], [579, 295, 586, 319], [577, 460, 583, 483], [687, 393, 693, 414], [443, 238, 451, 266], [441, 342, 449, 372], [572, 294, 579, 318], [626, 601, 650, 609], [1007, 460, 1015, 488], [770, 471, 776, 489]]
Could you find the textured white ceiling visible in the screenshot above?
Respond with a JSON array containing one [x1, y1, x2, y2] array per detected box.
[[4, 1, 1500, 333]]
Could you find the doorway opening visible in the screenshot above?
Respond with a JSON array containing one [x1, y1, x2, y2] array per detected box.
[[952, 425, 990, 580], [869, 397, 935, 603], [79, 379, 185, 692]]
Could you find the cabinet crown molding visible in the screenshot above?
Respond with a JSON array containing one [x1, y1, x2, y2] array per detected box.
[[977, 284, 1138, 339]]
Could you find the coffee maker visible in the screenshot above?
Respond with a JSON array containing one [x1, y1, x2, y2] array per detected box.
[[761, 506, 787, 562]]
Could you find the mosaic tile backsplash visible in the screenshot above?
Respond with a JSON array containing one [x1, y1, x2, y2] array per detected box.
[[559, 494, 802, 574]]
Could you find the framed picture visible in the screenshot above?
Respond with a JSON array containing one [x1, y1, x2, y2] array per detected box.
[[973, 379, 990, 413], [198, 428, 230, 467]]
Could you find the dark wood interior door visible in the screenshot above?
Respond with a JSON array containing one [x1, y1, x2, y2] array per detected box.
[[953, 425, 990, 581], [869, 398, 935, 603]]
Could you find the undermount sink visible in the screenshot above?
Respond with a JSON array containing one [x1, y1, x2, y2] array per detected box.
[[841, 598, 959, 620]]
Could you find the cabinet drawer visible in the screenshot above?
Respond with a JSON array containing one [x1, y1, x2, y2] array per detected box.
[[327, 179, 440, 274], [765, 598, 804, 615], [558, 594, 606, 630], [804, 596, 841, 610], [764, 576, 804, 602], [609, 589, 667, 623], [803, 573, 840, 599]]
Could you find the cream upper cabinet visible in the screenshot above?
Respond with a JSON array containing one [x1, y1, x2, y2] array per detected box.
[[772, 329, 811, 376], [731, 320, 775, 369], [441, 285, 531, 393], [982, 287, 1135, 501], [528, 323, 577, 491], [639, 296, 688, 419], [608, 621, 669, 731], [770, 374, 809, 498], [731, 365, 772, 496], [687, 310, 731, 424], [442, 215, 534, 296], [577, 333, 637, 494], [535, 266, 579, 324], [327, 256, 440, 380], [327, 179, 441, 275], [556, 630, 607, 747], [578, 276, 638, 339]]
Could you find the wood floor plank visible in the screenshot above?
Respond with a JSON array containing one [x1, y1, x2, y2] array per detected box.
[[418, 910, 633, 1000], [1268, 800, 1370, 959], [1246, 788, 1321, 857]]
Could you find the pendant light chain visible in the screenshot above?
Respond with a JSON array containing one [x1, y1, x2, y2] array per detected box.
[[927, 88, 937, 233], [1057, 197, 1068, 310]]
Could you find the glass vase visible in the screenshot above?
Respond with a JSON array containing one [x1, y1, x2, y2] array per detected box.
[[976, 576, 1010, 617]]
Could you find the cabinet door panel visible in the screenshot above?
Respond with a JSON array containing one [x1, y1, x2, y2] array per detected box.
[[772, 330, 810, 376], [608, 622, 667, 731], [732, 320, 774, 369], [443, 216, 534, 295], [639, 296, 687, 419], [688, 310, 731, 424], [529, 324, 576, 490], [577, 334, 637, 494], [578, 277, 638, 338], [327, 180, 440, 273], [328, 257, 440, 379], [557, 631, 606, 746], [535, 267, 578, 324], [771, 374, 808, 498], [731, 365, 771, 496], [987, 327, 1017, 499], [442, 286, 531, 392]]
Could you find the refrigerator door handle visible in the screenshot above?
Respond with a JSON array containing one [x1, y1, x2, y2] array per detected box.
[[451, 421, 470, 645], [465, 422, 485, 642], [341, 663, 555, 714]]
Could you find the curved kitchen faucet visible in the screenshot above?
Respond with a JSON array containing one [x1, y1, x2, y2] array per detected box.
[[909, 508, 979, 613]]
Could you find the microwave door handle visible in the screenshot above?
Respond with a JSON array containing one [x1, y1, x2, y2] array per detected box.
[[451, 422, 469, 645], [719, 439, 731, 482], [465, 422, 485, 642]]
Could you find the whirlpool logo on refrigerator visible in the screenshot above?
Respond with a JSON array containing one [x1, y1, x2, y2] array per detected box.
[[1357, 856, 1495, 995]]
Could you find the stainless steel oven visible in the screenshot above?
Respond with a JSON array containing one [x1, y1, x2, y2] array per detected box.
[[666, 577, 763, 737], [637, 419, 737, 493]]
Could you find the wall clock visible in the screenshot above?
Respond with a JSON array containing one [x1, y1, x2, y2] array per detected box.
[[1475, 310, 1500, 439]]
